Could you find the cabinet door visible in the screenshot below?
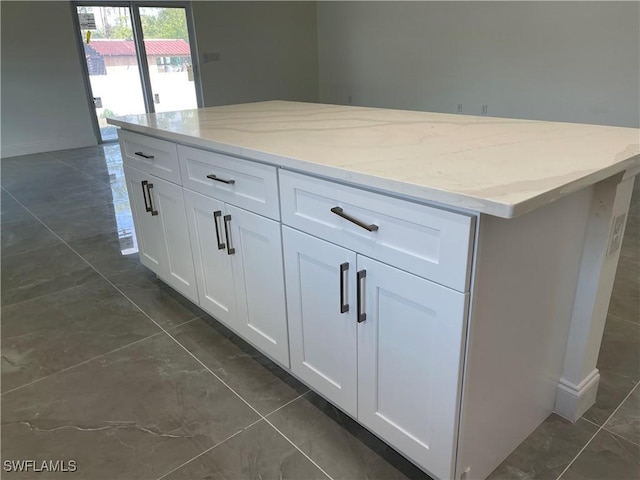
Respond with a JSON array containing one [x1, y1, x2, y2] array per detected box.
[[184, 189, 236, 327], [283, 227, 358, 416], [225, 204, 289, 367], [147, 175, 199, 303], [357, 255, 468, 480], [124, 164, 168, 277]]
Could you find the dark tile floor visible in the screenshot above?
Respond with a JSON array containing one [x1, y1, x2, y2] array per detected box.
[[1, 145, 638, 480]]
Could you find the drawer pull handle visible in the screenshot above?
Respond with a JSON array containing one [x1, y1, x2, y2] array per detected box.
[[339, 262, 349, 314], [141, 180, 152, 213], [331, 207, 378, 232], [146, 182, 158, 216], [135, 151, 154, 159], [357, 269, 367, 323], [213, 210, 225, 250], [223, 214, 236, 255], [206, 174, 236, 185]]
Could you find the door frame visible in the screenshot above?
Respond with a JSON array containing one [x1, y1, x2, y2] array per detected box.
[[71, 1, 203, 143]]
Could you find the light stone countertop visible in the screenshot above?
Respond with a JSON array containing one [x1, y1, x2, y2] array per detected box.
[[108, 101, 640, 218]]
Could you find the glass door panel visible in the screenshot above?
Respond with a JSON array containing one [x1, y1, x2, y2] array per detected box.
[[77, 6, 147, 141], [139, 7, 197, 113]]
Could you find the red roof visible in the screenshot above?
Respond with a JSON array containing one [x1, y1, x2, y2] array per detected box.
[[88, 39, 190, 56]]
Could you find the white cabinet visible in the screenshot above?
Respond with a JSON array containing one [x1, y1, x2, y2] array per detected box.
[[283, 227, 468, 479], [226, 204, 289, 366], [283, 227, 358, 417], [357, 256, 468, 480], [121, 130, 474, 480], [183, 189, 289, 367], [280, 170, 475, 292], [178, 145, 280, 220], [119, 130, 181, 183], [281, 171, 472, 479], [124, 164, 198, 303], [183, 189, 236, 326]]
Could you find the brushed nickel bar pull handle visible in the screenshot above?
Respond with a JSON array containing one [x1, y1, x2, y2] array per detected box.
[[223, 214, 235, 255], [340, 262, 349, 314], [213, 210, 225, 250], [331, 207, 378, 232], [135, 151, 154, 159], [357, 269, 367, 323], [206, 174, 235, 185], [147, 183, 158, 216], [141, 180, 152, 213]]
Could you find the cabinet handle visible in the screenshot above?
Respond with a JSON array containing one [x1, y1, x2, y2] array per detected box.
[[147, 182, 158, 216], [223, 214, 235, 255], [330, 207, 378, 232], [141, 180, 152, 213], [213, 210, 226, 250], [340, 262, 349, 314], [206, 174, 235, 185], [357, 269, 366, 323], [135, 151, 154, 159]]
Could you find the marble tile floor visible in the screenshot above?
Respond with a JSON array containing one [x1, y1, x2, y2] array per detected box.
[[1, 145, 638, 480]]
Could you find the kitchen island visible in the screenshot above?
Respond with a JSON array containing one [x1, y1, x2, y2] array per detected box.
[[108, 101, 639, 480]]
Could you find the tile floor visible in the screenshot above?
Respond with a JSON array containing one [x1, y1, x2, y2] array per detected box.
[[1, 144, 638, 480]]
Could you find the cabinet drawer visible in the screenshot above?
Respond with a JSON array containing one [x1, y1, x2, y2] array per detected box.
[[178, 145, 280, 220], [118, 130, 180, 184], [280, 170, 475, 292]]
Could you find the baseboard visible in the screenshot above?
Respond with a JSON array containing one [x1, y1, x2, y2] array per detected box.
[[1, 135, 97, 159], [554, 369, 600, 422]]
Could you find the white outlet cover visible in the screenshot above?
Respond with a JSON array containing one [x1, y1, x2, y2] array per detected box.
[[607, 213, 627, 256]]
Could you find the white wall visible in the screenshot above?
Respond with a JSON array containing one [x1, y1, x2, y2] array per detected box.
[[1, 1, 98, 158], [317, 2, 640, 127], [193, 1, 318, 106]]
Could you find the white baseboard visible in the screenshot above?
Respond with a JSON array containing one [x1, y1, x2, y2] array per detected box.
[[554, 369, 600, 422], [1, 135, 97, 159]]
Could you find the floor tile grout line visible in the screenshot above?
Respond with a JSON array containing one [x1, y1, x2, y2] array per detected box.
[[264, 391, 309, 418], [606, 312, 640, 327], [0, 272, 108, 310], [261, 417, 334, 480], [50, 146, 131, 192], [581, 417, 601, 428], [3, 186, 337, 480], [599, 425, 640, 448], [0, 312, 201, 397], [154, 418, 264, 480], [1, 330, 165, 397], [556, 382, 640, 480]]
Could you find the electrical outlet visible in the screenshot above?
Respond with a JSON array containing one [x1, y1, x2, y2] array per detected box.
[[348, 95, 353, 104], [607, 213, 627, 256], [481, 104, 488, 115], [457, 104, 463, 113], [203, 52, 220, 63]]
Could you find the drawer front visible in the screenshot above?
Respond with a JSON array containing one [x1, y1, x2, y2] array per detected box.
[[178, 145, 280, 220], [280, 170, 475, 292], [118, 130, 180, 184]]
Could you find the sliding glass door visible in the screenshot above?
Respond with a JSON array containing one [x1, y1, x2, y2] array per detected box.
[[74, 2, 201, 142], [139, 6, 197, 113]]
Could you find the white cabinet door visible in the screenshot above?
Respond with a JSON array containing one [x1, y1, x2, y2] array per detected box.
[[226, 204, 289, 367], [146, 175, 199, 303], [124, 164, 168, 277], [283, 227, 358, 416], [184, 189, 236, 327], [357, 255, 468, 480]]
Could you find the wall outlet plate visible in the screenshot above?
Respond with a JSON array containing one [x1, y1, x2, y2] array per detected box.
[[204, 52, 220, 63], [607, 212, 627, 256]]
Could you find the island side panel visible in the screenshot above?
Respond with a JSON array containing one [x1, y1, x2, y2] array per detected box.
[[455, 186, 592, 480], [555, 172, 636, 420]]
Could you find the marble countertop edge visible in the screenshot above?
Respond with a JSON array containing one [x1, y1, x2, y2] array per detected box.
[[107, 107, 640, 220]]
